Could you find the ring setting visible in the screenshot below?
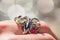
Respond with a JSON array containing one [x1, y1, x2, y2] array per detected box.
[[15, 15, 40, 34]]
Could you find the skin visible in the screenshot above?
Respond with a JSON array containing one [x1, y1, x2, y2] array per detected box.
[[0, 19, 58, 40]]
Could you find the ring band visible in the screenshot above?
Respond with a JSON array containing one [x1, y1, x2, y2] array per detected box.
[[14, 15, 40, 34]]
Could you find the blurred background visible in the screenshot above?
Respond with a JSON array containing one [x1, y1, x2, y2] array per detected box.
[[0, 0, 60, 39]]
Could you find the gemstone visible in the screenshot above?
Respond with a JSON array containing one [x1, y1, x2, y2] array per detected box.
[[30, 24, 36, 34], [18, 18, 25, 23], [23, 19, 31, 30], [30, 27, 36, 33]]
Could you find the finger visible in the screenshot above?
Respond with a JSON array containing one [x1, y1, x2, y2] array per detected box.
[[39, 21, 58, 40], [0, 20, 22, 34], [39, 21, 49, 33], [9, 34, 56, 40], [0, 20, 8, 33]]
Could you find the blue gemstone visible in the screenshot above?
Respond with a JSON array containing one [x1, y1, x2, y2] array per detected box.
[[23, 19, 31, 30]]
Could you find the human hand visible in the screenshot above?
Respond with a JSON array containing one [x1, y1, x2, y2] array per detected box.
[[0, 20, 57, 40]]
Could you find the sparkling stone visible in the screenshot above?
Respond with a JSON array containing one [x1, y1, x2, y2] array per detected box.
[[30, 27, 36, 34]]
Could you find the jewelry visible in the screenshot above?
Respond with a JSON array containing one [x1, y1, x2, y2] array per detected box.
[[15, 15, 40, 34]]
